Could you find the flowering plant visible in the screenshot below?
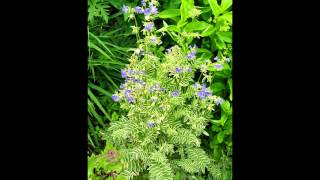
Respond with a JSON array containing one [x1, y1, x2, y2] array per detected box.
[[106, 0, 226, 179]]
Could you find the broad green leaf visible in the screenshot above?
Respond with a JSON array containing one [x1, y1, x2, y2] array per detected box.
[[220, 0, 232, 13], [220, 113, 228, 126], [214, 37, 226, 50], [217, 131, 224, 143], [216, 31, 232, 43], [208, 0, 221, 17], [228, 78, 232, 101], [211, 82, 226, 94], [184, 21, 213, 32], [158, 9, 180, 18], [201, 25, 216, 37], [179, 0, 194, 25], [200, 52, 213, 60], [167, 25, 181, 33], [211, 125, 222, 132], [197, 48, 212, 54], [163, 0, 181, 9], [221, 100, 231, 115], [220, 11, 232, 24]]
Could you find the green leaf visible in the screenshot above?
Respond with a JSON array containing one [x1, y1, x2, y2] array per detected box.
[[208, 0, 222, 17], [163, 0, 182, 9], [221, 114, 228, 126], [216, 31, 232, 43], [179, 0, 194, 25], [214, 35, 226, 49], [111, 112, 119, 121], [108, 0, 124, 9], [220, 0, 232, 13], [200, 52, 213, 60], [200, 25, 216, 37], [184, 21, 213, 32], [88, 155, 97, 178], [228, 78, 232, 101], [211, 125, 222, 132], [211, 82, 226, 94], [167, 25, 181, 33], [221, 100, 231, 115], [217, 131, 224, 143], [88, 88, 111, 121], [220, 11, 232, 24], [100, 7, 109, 24], [158, 9, 181, 18]]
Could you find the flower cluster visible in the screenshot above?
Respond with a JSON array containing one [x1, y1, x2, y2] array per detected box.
[[174, 66, 192, 73], [149, 83, 165, 93], [187, 45, 198, 60], [121, 68, 145, 78], [195, 84, 212, 99], [144, 22, 154, 32]]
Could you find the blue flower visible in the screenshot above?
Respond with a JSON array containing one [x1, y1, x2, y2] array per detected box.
[[150, 36, 156, 44], [215, 64, 223, 70], [149, 86, 155, 93], [161, 87, 166, 92], [188, 67, 192, 72], [128, 69, 134, 75], [120, 84, 125, 89], [150, 5, 158, 14], [189, 44, 197, 52], [144, 22, 154, 32], [193, 83, 199, 89], [197, 84, 212, 99], [186, 45, 197, 59], [226, 57, 230, 63], [147, 121, 155, 128], [187, 52, 196, 59], [111, 94, 120, 102], [215, 97, 223, 105], [141, 0, 146, 6], [144, 8, 151, 15], [127, 96, 135, 103], [122, 5, 129, 13], [214, 56, 219, 61], [125, 90, 132, 97], [197, 91, 206, 99], [134, 6, 144, 14], [172, 91, 180, 97], [175, 67, 183, 73], [121, 69, 127, 78]]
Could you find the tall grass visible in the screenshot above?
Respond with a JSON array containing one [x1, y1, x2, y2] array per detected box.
[[88, 0, 136, 154]]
